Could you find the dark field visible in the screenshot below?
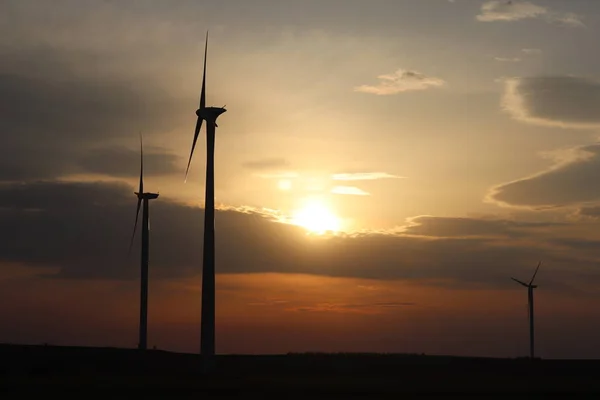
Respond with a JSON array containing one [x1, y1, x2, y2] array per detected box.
[[0, 344, 599, 397]]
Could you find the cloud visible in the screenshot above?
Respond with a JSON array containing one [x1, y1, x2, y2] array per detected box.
[[330, 186, 370, 196], [494, 57, 521, 63], [76, 146, 181, 177], [0, 180, 597, 291], [522, 48, 542, 55], [401, 215, 562, 238], [577, 206, 600, 220], [331, 172, 402, 181], [0, 45, 183, 182], [502, 76, 600, 129], [477, 1, 585, 28], [255, 172, 299, 179], [354, 69, 445, 95], [487, 144, 600, 209], [242, 158, 290, 170], [288, 301, 415, 314], [477, 1, 547, 22]]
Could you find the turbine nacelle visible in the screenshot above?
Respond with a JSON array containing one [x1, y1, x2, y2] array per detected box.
[[134, 192, 160, 200], [195, 106, 227, 124]]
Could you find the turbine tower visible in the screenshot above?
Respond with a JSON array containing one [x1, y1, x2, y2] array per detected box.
[[185, 31, 226, 361], [129, 134, 159, 351], [511, 261, 542, 359]]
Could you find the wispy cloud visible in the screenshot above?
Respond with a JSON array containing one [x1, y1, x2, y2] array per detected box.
[[354, 69, 445, 95], [242, 158, 289, 170], [494, 57, 521, 63], [255, 172, 299, 179], [522, 48, 542, 55], [289, 301, 415, 314], [330, 186, 370, 196], [331, 172, 402, 181], [477, 1, 585, 28]]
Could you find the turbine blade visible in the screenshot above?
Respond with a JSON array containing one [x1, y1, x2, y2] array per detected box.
[[199, 30, 208, 110], [529, 261, 541, 285], [128, 198, 142, 255], [185, 117, 203, 182], [139, 133, 144, 195], [511, 277, 529, 287]]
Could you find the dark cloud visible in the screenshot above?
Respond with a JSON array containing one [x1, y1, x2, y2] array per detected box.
[[403, 215, 562, 238], [488, 144, 600, 209], [0, 46, 183, 181], [289, 302, 415, 313], [549, 237, 600, 253], [76, 146, 182, 177], [577, 206, 600, 219], [0, 180, 597, 291], [339, 302, 415, 309], [503, 76, 600, 129], [242, 158, 290, 170]]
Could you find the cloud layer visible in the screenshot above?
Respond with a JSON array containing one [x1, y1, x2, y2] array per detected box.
[[242, 158, 290, 170], [0, 179, 597, 292], [494, 57, 521, 63], [354, 69, 445, 95], [0, 45, 183, 182], [502, 76, 600, 129], [402, 215, 561, 238], [77, 146, 181, 177]]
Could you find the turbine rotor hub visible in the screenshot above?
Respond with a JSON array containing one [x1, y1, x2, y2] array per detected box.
[[196, 107, 227, 122]]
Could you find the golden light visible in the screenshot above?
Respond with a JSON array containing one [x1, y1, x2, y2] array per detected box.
[[278, 179, 292, 191], [292, 198, 341, 234]]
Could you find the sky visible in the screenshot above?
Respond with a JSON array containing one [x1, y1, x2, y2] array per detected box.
[[2, 0, 600, 359]]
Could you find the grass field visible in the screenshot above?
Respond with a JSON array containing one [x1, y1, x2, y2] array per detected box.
[[1, 344, 599, 397]]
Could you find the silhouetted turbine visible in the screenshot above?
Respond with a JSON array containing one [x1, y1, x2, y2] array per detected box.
[[129, 134, 159, 351], [511, 261, 541, 359], [185, 31, 226, 362]]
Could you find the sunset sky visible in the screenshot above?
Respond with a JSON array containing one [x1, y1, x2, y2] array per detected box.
[[2, 0, 600, 359]]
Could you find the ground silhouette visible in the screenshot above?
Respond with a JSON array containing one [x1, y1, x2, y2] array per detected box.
[[1, 344, 599, 396]]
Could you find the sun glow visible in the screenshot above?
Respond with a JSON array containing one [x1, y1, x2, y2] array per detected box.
[[292, 199, 341, 234]]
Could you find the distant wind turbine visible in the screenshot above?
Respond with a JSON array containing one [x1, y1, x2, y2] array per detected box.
[[185, 31, 227, 362], [511, 261, 541, 359], [129, 133, 159, 351]]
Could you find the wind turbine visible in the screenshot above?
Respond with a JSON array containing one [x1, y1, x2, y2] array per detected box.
[[511, 261, 541, 359], [185, 31, 226, 361], [129, 134, 159, 351]]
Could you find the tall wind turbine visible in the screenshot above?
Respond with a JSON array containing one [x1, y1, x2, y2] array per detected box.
[[511, 261, 541, 359], [185, 31, 226, 360], [129, 134, 159, 351]]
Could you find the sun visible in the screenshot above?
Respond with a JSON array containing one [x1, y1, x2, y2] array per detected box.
[[292, 199, 341, 234]]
